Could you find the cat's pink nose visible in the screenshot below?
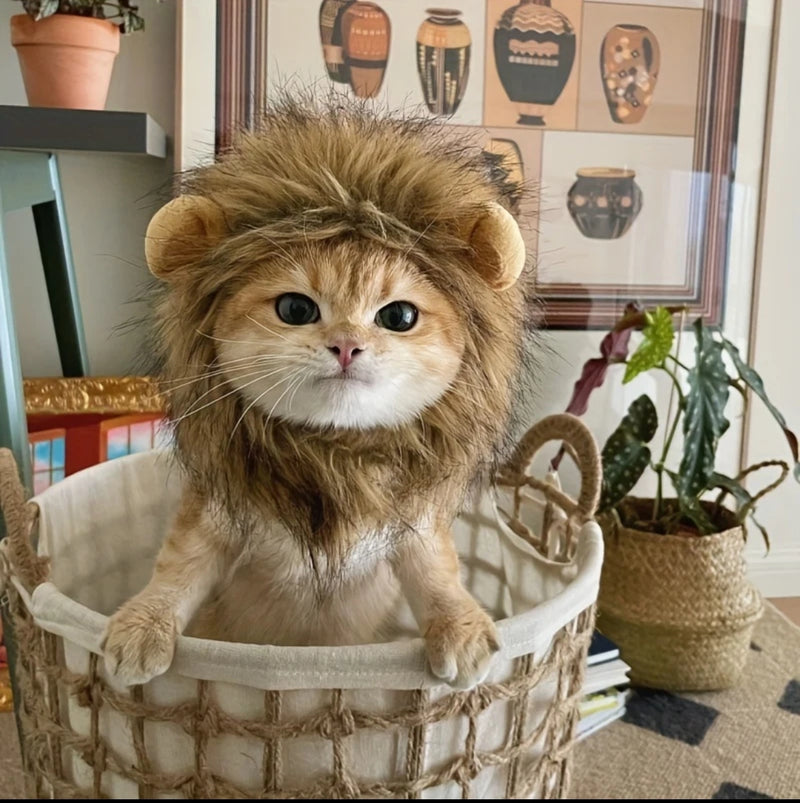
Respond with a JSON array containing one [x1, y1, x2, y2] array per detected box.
[[327, 340, 364, 370]]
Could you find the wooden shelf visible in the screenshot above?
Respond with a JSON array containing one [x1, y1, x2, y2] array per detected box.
[[0, 105, 167, 158]]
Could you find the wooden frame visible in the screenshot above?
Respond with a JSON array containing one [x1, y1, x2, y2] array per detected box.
[[208, 0, 757, 329], [534, 0, 748, 327]]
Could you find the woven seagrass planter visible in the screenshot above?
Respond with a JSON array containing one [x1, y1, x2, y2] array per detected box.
[[597, 498, 763, 692], [0, 414, 603, 799]]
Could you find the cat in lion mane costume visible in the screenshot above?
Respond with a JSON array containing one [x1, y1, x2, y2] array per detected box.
[[103, 95, 534, 689]]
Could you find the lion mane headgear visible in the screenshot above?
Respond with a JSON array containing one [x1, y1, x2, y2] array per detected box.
[[142, 95, 532, 554]]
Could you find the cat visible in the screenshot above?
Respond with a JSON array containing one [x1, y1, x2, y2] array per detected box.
[[102, 98, 529, 689]]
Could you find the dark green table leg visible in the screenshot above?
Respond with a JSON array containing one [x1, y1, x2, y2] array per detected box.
[[31, 154, 89, 377], [0, 185, 31, 760], [0, 188, 31, 484]]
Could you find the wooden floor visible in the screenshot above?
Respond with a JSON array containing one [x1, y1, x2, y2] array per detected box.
[[769, 597, 800, 625]]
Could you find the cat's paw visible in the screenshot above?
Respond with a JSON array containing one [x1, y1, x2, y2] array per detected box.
[[102, 597, 177, 686], [425, 603, 500, 690]]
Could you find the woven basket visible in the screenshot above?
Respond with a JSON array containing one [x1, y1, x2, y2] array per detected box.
[[597, 499, 764, 692], [0, 414, 603, 799]]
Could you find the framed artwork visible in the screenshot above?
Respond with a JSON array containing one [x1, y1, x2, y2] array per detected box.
[[23, 376, 169, 493], [0, 377, 168, 710], [213, 0, 753, 329]]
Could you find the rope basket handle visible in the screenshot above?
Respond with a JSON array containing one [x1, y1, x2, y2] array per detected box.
[[0, 448, 49, 591], [713, 458, 790, 520], [496, 413, 602, 526]]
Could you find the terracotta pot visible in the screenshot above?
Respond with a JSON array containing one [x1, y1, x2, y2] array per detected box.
[[601, 24, 660, 124], [416, 8, 471, 116], [319, 0, 355, 84], [493, 0, 576, 126], [597, 498, 763, 691], [566, 167, 643, 240], [342, 2, 391, 99], [10, 13, 120, 110]]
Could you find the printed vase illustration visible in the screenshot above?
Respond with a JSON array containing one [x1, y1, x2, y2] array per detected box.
[[567, 168, 643, 239], [494, 0, 576, 126], [601, 24, 660, 124], [484, 138, 525, 216], [319, 0, 355, 84], [416, 9, 471, 116], [342, 2, 391, 99]]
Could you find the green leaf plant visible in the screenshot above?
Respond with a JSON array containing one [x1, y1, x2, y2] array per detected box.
[[560, 305, 798, 547], [15, 1, 155, 34]]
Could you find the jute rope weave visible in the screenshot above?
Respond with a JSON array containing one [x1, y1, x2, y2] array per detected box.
[[0, 413, 600, 799], [597, 501, 763, 692]]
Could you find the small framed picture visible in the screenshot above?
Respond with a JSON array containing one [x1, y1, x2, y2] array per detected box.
[[24, 376, 168, 494]]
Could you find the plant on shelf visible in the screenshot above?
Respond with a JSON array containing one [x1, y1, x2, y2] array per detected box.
[[558, 304, 799, 692], [14, 1, 147, 34], [10, 1, 160, 111], [557, 303, 798, 545]]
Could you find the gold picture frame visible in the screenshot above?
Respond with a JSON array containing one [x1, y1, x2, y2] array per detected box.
[[24, 375, 164, 415]]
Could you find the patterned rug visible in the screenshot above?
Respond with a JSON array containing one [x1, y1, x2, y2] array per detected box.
[[572, 602, 800, 799], [0, 604, 797, 799]]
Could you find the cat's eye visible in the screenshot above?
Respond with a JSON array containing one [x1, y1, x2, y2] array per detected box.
[[276, 293, 320, 325], [375, 301, 418, 332]]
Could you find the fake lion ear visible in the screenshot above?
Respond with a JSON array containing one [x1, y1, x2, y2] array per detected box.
[[145, 195, 228, 280], [464, 202, 526, 292]]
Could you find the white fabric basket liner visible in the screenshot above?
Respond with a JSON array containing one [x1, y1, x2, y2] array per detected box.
[[16, 449, 603, 691]]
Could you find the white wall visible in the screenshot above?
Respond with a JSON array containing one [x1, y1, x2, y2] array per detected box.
[[744, 0, 800, 597], [1, 0, 175, 376], [174, 0, 216, 172]]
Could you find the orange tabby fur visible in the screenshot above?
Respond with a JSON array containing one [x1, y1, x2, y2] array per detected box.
[[103, 97, 532, 689]]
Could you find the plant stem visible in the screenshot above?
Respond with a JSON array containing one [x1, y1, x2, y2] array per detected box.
[[656, 363, 686, 404], [653, 359, 686, 521], [666, 354, 691, 373], [660, 396, 683, 465]]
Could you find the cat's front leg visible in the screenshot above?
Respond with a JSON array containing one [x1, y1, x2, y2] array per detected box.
[[102, 494, 232, 685], [394, 524, 499, 689]]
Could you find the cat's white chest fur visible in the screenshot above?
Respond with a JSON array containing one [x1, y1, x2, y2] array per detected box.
[[187, 514, 402, 646]]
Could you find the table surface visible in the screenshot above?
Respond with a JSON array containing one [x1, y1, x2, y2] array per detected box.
[[0, 105, 167, 158]]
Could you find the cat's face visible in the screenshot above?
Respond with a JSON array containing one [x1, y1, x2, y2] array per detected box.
[[213, 240, 466, 429]]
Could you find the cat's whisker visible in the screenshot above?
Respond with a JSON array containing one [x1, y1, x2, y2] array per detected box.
[[245, 314, 291, 343], [160, 360, 281, 391], [162, 352, 300, 385], [159, 361, 293, 396], [173, 369, 289, 422], [172, 367, 294, 424], [265, 370, 308, 425], [195, 329, 272, 348], [279, 373, 307, 423], [229, 368, 305, 441], [229, 371, 303, 439], [205, 352, 293, 370], [285, 368, 310, 414]]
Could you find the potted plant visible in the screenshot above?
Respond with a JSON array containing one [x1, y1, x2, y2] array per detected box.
[[558, 304, 799, 691], [10, 1, 148, 111]]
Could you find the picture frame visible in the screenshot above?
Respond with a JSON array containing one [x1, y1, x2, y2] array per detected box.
[[0, 377, 167, 709], [24, 376, 167, 494], [209, 0, 758, 329]]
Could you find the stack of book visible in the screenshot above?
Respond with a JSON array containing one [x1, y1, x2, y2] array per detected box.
[[577, 630, 631, 741]]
